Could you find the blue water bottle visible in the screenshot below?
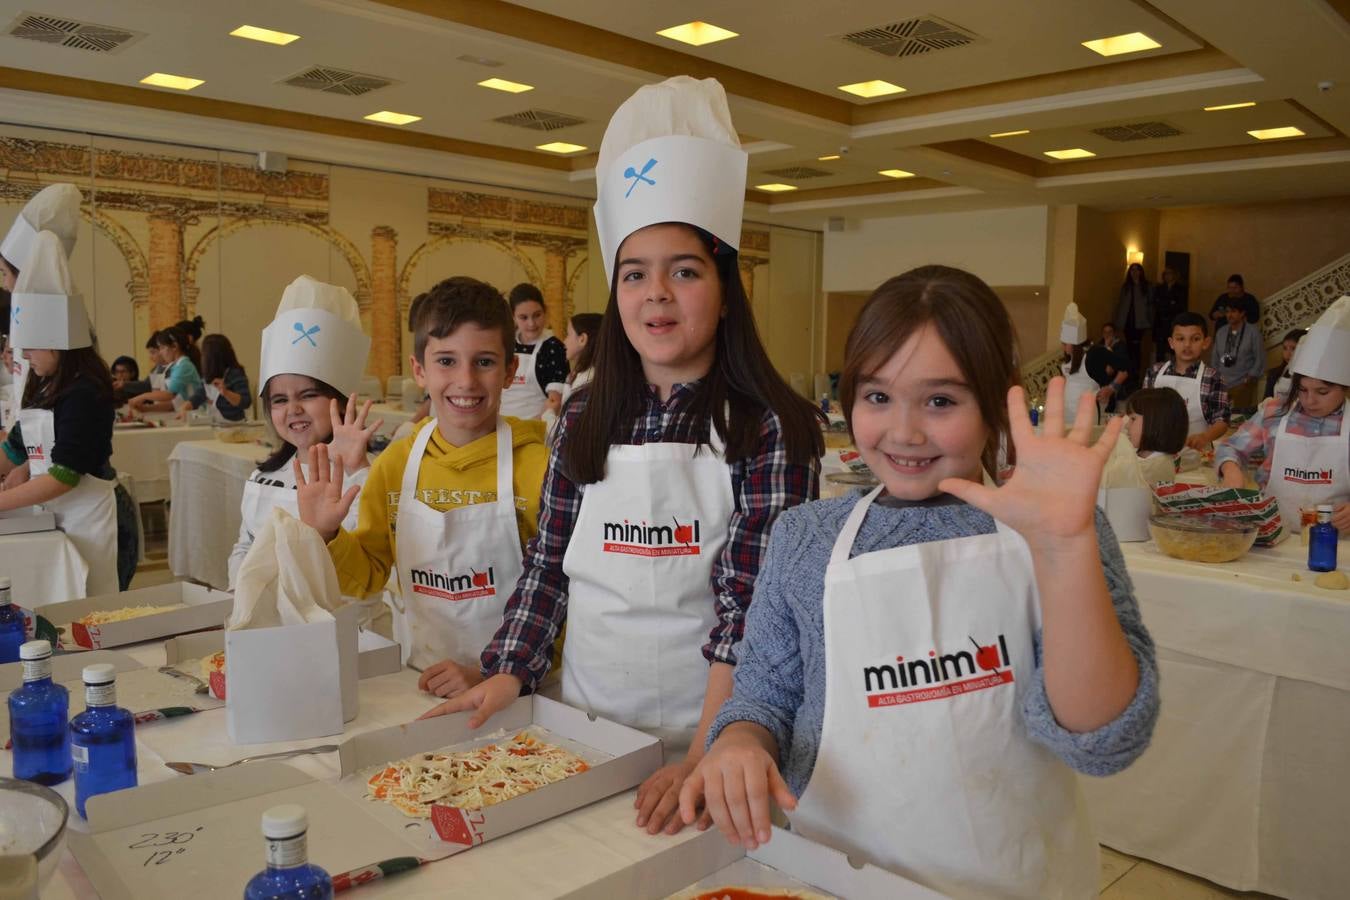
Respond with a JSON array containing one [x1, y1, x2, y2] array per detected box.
[[0, 577, 24, 664], [8, 640, 71, 785], [1308, 504, 1338, 573], [244, 805, 333, 900], [70, 663, 138, 818]]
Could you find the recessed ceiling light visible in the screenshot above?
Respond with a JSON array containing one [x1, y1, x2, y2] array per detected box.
[[478, 78, 533, 94], [364, 110, 421, 125], [229, 25, 300, 45], [1203, 101, 1256, 111], [878, 169, 916, 178], [656, 21, 739, 46], [817, 154, 841, 161], [755, 183, 798, 192], [1247, 126, 1305, 140], [140, 73, 204, 91], [1082, 32, 1161, 57], [1044, 148, 1096, 160], [838, 80, 906, 99], [536, 142, 587, 154], [989, 129, 1030, 138]]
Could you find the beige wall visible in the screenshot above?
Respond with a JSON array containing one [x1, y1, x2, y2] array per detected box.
[[1070, 206, 1161, 342]]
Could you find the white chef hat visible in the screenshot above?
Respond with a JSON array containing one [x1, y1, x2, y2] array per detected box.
[[258, 275, 371, 398], [1059, 302, 1088, 345], [1, 183, 82, 271], [1291, 295, 1350, 386], [9, 231, 92, 350], [593, 76, 748, 283]]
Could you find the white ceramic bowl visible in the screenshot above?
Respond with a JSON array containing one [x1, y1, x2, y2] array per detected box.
[[0, 777, 69, 890]]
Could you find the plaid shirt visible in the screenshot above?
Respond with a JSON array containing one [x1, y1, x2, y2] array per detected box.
[[1144, 359, 1231, 426], [481, 381, 819, 689], [1216, 399, 1345, 490]]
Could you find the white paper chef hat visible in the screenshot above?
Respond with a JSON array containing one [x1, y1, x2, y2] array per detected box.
[[258, 275, 371, 398], [1059, 302, 1088, 345], [9, 231, 92, 350], [1291, 295, 1350, 385], [1, 183, 82, 271], [593, 76, 748, 283]]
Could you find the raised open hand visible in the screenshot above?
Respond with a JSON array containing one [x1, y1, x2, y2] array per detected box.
[[328, 395, 382, 475], [294, 443, 359, 542]]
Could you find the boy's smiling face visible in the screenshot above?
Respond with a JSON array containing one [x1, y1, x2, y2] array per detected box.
[[412, 322, 516, 447]]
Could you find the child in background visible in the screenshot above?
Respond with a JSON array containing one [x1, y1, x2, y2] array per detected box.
[[681, 265, 1158, 898], [1123, 388, 1188, 485], [544, 312, 603, 423], [173, 315, 205, 371], [296, 276, 547, 688], [199, 334, 252, 422], [500, 283, 568, 420], [126, 327, 203, 414], [1264, 328, 1307, 406], [1144, 311, 1230, 451], [1058, 302, 1097, 426]]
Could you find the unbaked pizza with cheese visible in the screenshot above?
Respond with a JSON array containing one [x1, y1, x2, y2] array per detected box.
[[667, 887, 838, 900]]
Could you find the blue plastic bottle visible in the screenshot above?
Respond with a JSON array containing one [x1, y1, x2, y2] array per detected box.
[[244, 805, 333, 900], [0, 577, 24, 664], [8, 640, 71, 785], [1308, 504, 1339, 573], [70, 663, 138, 818]]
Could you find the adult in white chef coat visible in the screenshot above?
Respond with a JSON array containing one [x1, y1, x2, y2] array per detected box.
[[1059, 302, 1098, 427], [0, 231, 119, 597], [498, 283, 567, 420], [1219, 295, 1350, 533]]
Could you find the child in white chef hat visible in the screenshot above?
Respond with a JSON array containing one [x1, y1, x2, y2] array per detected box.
[[683, 265, 1159, 899]]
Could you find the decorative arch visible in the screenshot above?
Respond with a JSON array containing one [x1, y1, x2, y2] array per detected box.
[[83, 208, 149, 304], [396, 232, 543, 321], [565, 255, 590, 315]]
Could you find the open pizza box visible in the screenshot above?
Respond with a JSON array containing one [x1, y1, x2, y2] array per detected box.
[[0, 507, 55, 535], [332, 693, 662, 860], [560, 825, 947, 899], [163, 623, 402, 688], [35, 582, 232, 650]]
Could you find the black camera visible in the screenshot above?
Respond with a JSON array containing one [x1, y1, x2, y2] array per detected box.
[[1221, 353, 1236, 367]]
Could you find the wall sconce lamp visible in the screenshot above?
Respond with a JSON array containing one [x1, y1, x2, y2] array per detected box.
[[1126, 248, 1145, 266]]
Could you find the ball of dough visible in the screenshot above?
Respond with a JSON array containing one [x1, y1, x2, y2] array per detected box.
[[1314, 570, 1349, 590]]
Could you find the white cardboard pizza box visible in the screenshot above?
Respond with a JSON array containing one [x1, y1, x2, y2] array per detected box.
[[560, 825, 947, 899], [68, 762, 414, 900], [163, 623, 401, 682], [224, 602, 360, 744], [1097, 486, 1153, 543], [36, 582, 232, 650], [333, 693, 663, 861]]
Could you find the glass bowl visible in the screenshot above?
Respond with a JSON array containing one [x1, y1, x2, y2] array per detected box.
[[1148, 513, 1258, 563], [0, 776, 69, 889]]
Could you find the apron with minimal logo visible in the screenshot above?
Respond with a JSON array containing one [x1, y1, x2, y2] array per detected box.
[[790, 487, 1098, 899], [1266, 401, 1350, 535], [392, 420, 522, 671], [17, 407, 118, 597], [561, 426, 734, 752], [1061, 360, 1099, 427], [499, 331, 552, 420], [1154, 360, 1209, 437]]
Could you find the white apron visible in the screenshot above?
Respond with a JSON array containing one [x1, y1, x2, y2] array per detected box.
[[560, 425, 734, 752], [499, 331, 552, 420], [391, 419, 522, 671], [1061, 360, 1099, 427], [148, 367, 167, 392], [1271, 371, 1293, 407], [1153, 360, 1209, 438], [3, 356, 26, 430], [1266, 401, 1350, 535], [17, 407, 118, 597], [790, 487, 1098, 899]]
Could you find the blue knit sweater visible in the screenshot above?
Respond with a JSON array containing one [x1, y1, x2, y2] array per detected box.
[[709, 491, 1160, 796]]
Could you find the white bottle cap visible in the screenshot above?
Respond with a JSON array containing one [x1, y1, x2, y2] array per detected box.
[[82, 663, 116, 685], [261, 804, 308, 840], [19, 640, 51, 660], [0, 577, 11, 589], [1317, 504, 1334, 513]]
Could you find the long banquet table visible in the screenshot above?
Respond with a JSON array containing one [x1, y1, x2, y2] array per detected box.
[[166, 439, 266, 590]]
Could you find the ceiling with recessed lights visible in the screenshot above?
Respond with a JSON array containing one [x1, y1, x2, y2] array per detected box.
[[0, 0, 1346, 228]]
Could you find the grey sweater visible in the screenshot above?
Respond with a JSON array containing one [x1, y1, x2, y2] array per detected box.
[[709, 491, 1161, 796]]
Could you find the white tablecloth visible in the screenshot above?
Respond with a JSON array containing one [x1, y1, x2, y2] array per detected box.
[[0, 529, 88, 606], [1084, 536, 1350, 900], [167, 440, 268, 590], [112, 424, 215, 503], [369, 401, 414, 436]]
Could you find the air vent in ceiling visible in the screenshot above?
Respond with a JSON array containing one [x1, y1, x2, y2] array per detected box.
[[279, 66, 395, 97], [762, 166, 833, 180], [457, 54, 503, 67], [493, 109, 586, 132], [1092, 121, 1184, 141], [4, 12, 142, 53], [839, 16, 977, 58]]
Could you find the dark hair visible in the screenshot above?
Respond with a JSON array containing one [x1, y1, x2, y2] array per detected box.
[[1282, 328, 1308, 345], [145, 330, 161, 351], [1123, 262, 1149, 287], [508, 283, 545, 310], [1267, 329, 1309, 399], [200, 333, 243, 383], [1125, 388, 1188, 455], [155, 326, 201, 371], [840, 265, 1015, 478], [414, 277, 514, 361], [22, 347, 115, 411], [256, 374, 347, 473], [565, 225, 824, 485], [568, 312, 604, 375], [1171, 311, 1209, 338], [407, 291, 428, 331], [1227, 274, 1244, 288], [1062, 340, 1090, 375], [111, 355, 139, 380], [174, 316, 205, 343]]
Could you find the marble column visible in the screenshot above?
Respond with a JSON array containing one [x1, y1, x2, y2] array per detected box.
[[369, 226, 399, 386], [146, 212, 184, 329], [543, 243, 568, 338]]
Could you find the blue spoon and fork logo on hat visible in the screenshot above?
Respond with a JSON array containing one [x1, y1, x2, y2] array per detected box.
[[292, 321, 321, 347], [624, 158, 658, 198]]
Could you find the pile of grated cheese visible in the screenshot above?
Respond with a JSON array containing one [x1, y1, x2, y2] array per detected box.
[[75, 604, 186, 626]]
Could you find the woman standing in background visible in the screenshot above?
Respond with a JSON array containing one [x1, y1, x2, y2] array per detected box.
[[1112, 262, 1152, 381]]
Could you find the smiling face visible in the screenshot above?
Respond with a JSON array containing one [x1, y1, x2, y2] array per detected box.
[[513, 300, 546, 344], [1297, 377, 1347, 418], [1169, 325, 1209, 366], [265, 374, 335, 454], [412, 322, 515, 447], [23, 348, 59, 377], [849, 323, 988, 502], [615, 223, 724, 393]]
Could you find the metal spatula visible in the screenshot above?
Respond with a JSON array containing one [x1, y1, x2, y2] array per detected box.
[[163, 744, 340, 775]]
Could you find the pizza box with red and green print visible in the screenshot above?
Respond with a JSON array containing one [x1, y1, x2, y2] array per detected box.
[[33, 582, 232, 650]]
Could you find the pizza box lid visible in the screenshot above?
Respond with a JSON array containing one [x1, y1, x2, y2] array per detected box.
[[162, 625, 402, 682], [36, 582, 231, 650], [559, 825, 947, 899], [332, 693, 663, 861]]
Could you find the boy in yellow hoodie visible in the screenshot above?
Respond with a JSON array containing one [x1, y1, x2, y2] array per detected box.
[[296, 276, 547, 696]]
